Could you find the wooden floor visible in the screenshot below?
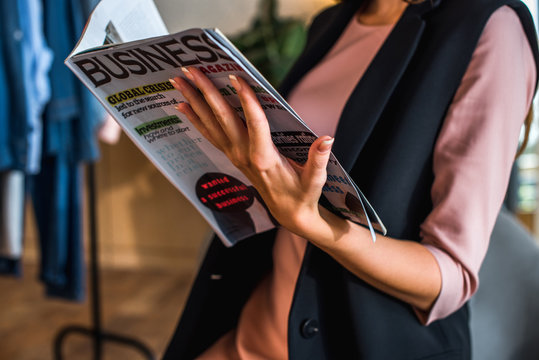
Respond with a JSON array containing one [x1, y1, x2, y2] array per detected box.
[[0, 262, 197, 360]]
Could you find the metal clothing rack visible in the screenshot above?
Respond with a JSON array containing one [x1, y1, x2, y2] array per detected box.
[[53, 163, 155, 360]]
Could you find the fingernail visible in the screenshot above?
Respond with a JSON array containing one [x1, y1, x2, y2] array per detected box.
[[174, 104, 184, 113], [229, 74, 242, 91], [169, 78, 180, 90], [318, 137, 334, 153], [182, 67, 194, 81]]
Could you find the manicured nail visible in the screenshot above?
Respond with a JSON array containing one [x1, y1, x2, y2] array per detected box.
[[169, 78, 179, 89], [174, 104, 184, 113], [182, 67, 194, 81], [318, 137, 334, 153], [229, 74, 242, 91]]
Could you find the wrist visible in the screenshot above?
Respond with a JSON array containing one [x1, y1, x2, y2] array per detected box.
[[285, 205, 351, 250], [314, 205, 353, 248], [277, 205, 322, 238]]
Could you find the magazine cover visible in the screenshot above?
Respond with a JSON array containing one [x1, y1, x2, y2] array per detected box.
[[66, 0, 386, 246]]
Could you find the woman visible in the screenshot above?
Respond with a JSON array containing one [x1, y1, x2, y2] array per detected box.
[[164, 0, 539, 358]]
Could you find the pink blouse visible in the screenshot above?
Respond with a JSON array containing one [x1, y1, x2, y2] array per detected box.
[[198, 5, 536, 359]]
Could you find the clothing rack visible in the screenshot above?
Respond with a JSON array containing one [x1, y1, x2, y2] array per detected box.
[[53, 162, 155, 360]]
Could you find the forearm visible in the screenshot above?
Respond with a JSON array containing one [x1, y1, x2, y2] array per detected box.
[[293, 206, 442, 312]]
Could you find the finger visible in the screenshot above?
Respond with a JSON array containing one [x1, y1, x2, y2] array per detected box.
[[302, 136, 334, 194], [182, 67, 247, 143], [175, 102, 221, 149], [228, 75, 276, 160], [171, 76, 230, 149]]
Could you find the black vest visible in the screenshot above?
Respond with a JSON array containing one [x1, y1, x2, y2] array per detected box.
[[164, 0, 539, 359]]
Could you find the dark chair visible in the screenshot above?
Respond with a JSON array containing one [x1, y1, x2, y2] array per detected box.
[[470, 207, 539, 360]]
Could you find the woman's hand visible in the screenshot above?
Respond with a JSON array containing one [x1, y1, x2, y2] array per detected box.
[[170, 67, 442, 315], [169, 67, 334, 237]]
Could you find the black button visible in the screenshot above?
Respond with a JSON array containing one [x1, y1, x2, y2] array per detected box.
[[300, 319, 319, 339]]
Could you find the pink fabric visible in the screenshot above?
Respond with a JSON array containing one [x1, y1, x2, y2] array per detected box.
[[418, 6, 536, 324], [197, 6, 536, 359]]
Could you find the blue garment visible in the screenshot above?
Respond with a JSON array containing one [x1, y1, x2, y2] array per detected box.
[[0, 0, 103, 301], [0, 258, 22, 276], [31, 156, 85, 301], [0, 0, 52, 275], [0, 0, 29, 172], [43, 0, 103, 162], [0, 8, 12, 170], [0, 5, 20, 272], [17, 0, 53, 173], [28, 0, 103, 301], [0, 0, 52, 173]]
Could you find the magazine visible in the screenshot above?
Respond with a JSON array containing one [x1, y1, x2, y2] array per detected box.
[[65, 0, 386, 246]]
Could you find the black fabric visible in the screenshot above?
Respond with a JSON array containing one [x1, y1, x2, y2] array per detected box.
[[163, 230, 276, 360], [163, 0, 539, 359]]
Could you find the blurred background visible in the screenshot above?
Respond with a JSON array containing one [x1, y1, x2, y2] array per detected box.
[[1, 0, 539, 359]]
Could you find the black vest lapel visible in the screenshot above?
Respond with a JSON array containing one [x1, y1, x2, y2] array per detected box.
[[332, 1, 440, 170]]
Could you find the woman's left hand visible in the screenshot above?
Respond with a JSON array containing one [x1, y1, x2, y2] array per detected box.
[[170, 67, 334, 237]]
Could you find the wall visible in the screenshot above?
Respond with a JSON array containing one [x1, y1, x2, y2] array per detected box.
[[154, 0, 333, 35]]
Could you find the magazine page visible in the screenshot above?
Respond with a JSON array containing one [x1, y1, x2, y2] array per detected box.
[[71, 0, 168, 55], [66, 26, 386, 245], [204, 29, 387, 237]]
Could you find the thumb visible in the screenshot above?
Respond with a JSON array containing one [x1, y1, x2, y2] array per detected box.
[[302, 136, 334, 193]]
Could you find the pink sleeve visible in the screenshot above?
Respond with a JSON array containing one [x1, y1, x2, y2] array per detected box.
[[415, 6, 536, 325]]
